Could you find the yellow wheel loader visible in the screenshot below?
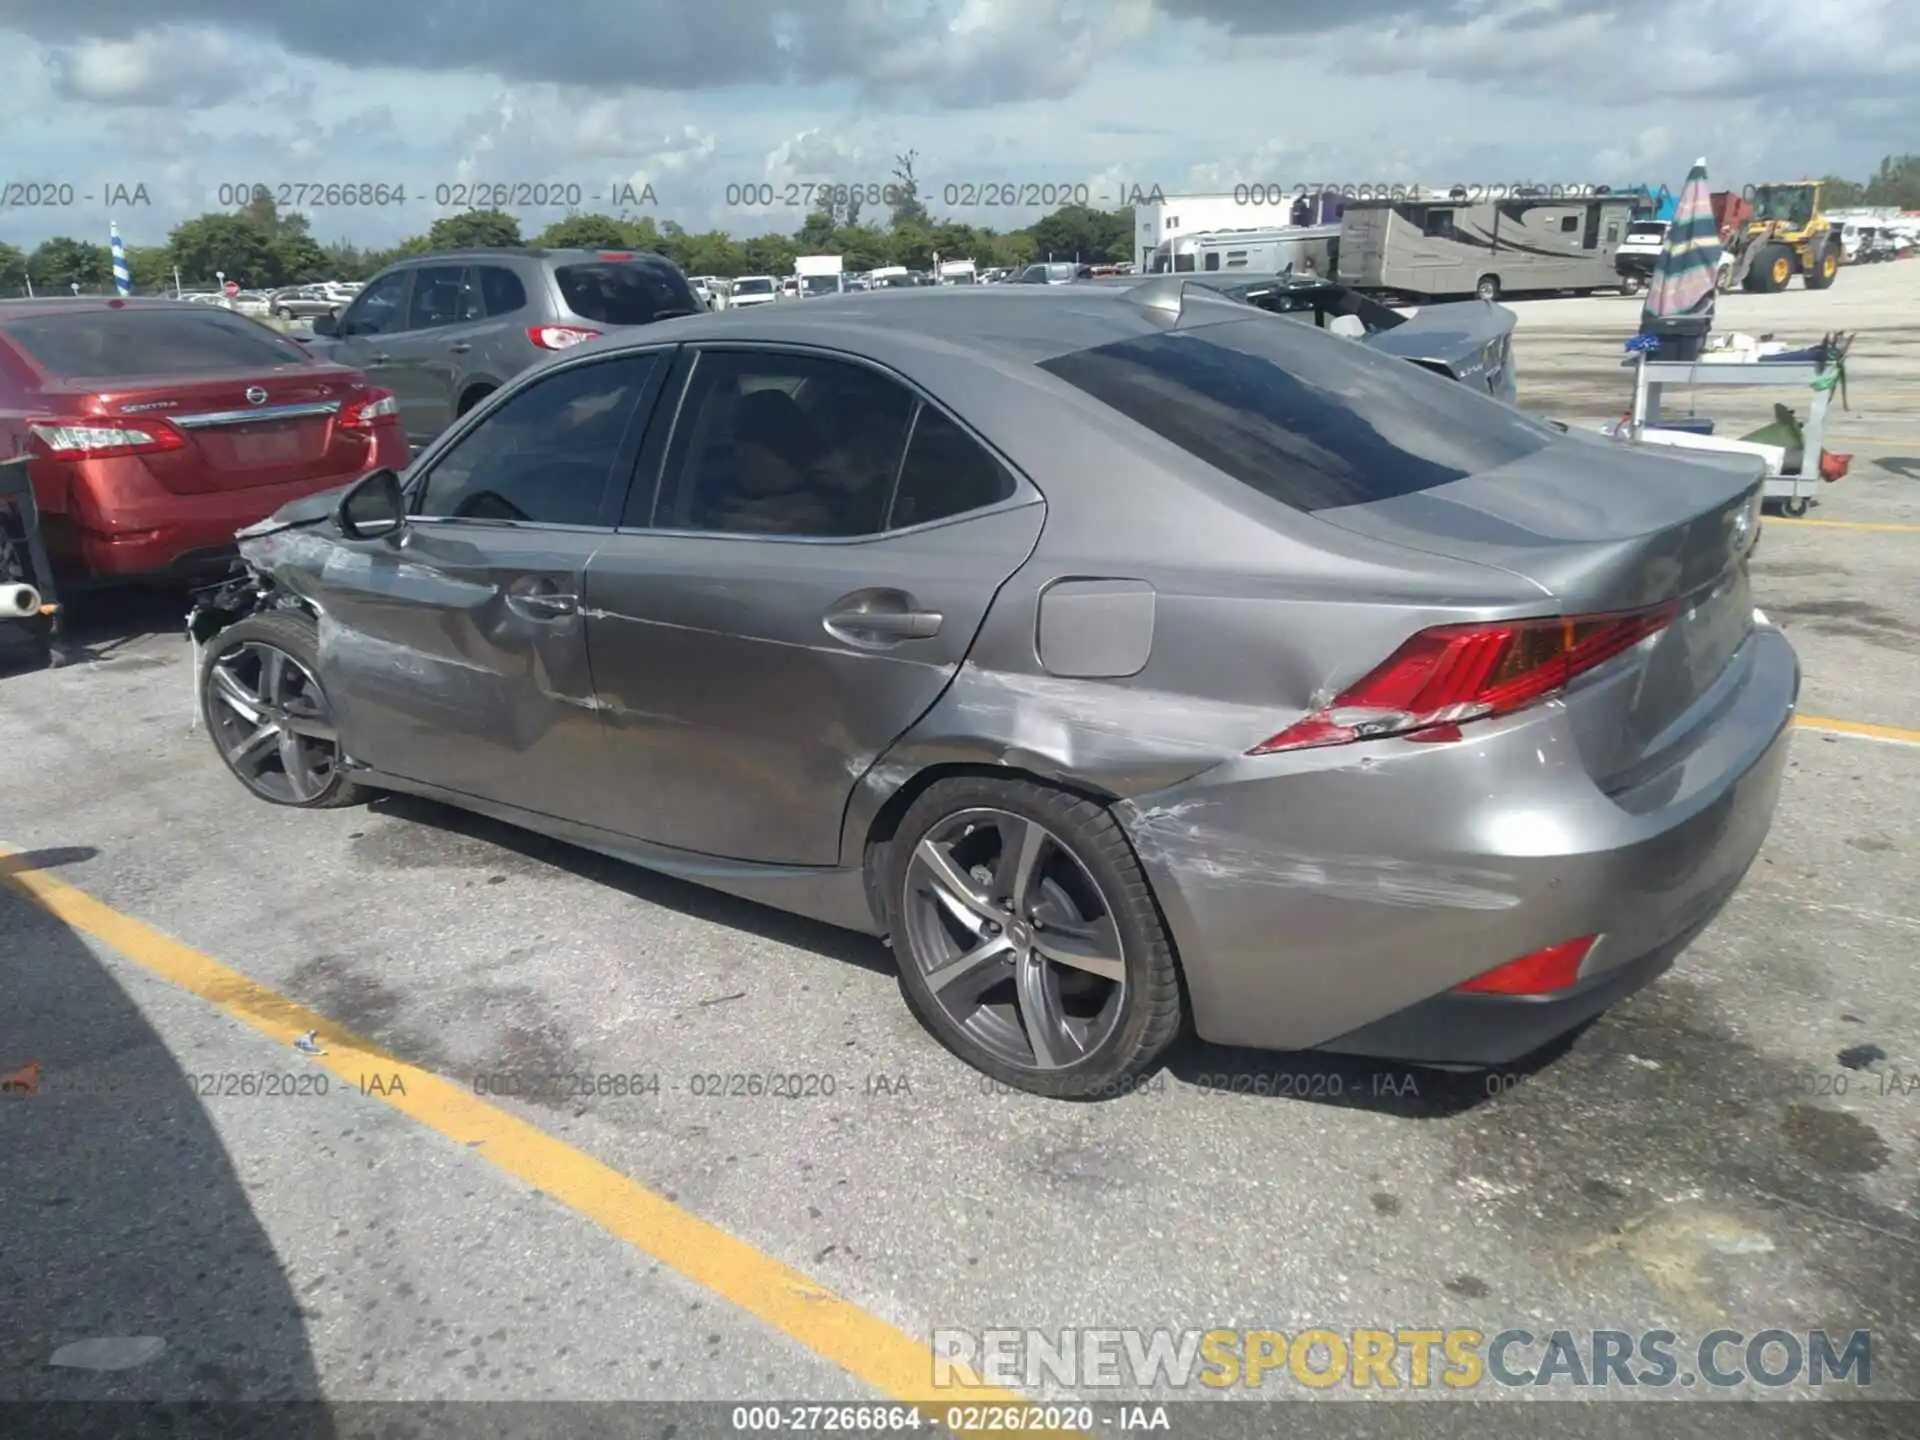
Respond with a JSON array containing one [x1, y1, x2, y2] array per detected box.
[[1733, 181, 1844, 293]]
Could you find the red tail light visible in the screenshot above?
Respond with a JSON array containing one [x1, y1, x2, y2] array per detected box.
[[596, 251, 633, 260], [1454, 937, 1597, 995], [27, 417, 187, 461], [1250, 603, 1680, 754], [338, 388, 400, 429], [528, 324, 602, 350]]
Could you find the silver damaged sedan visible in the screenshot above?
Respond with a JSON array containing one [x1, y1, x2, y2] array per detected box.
[[190, 281, 1799, 1098]]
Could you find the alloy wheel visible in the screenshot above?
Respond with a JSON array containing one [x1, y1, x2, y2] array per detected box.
[[205, 641, 343, 803], [901, 808, 1127, 1071]]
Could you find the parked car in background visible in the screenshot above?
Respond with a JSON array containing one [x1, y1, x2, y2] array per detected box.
[[232, 291, 275, 318], [271, 285, 347, 321], [191, 280, 1792, 1097], [0, 297, 406, 586], [304, 248, 704, 448], [1086, 271, 1521, 404], [1014, 262, 1092, 284], [728, 275, 780, 308], [1614, 219, 1670, 294]]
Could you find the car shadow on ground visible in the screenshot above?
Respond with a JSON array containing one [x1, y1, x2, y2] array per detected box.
[[362, 791, 896, 978], [361, 791, 1582, 1118], [0, 846, 333, 1433], [1871, 455, 1920, 481]]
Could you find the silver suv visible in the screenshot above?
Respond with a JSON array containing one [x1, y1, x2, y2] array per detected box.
[[310, 248, 702, 448]]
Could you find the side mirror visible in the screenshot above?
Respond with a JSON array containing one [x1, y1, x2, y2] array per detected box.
[[312, 312, 339, 337], [334, 469, 406, 541]]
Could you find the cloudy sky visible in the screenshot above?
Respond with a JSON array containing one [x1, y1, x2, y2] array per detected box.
[[1, 0, 1912, 253]]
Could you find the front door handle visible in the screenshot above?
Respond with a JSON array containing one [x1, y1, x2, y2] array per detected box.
[[823, 606, 943, 640], [369, 353, 391, 365], [449, 342, 471, 354], [506, 576, 578, 619]]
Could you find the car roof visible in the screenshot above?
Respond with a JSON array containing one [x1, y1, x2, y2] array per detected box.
[[385, 248, 681, 267], [571, 282, 1242, 369]]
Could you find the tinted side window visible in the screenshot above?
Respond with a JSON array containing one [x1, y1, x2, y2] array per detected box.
[[479, 266, 528, 317], [408, 266, 478, 329], [654, 350, 916, 537], [341, 270, 409, 336], [1038, 319, 1556, 512], [887, 406, 1016, 529], [416, 354, 659, 526]]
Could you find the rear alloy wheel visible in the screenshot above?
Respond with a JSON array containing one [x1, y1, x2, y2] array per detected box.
[[1475, 275, 1501, 302], [202, 612, 364, 808], [1619, 274, 1642, 296], [886, 779, 1182, 1097]]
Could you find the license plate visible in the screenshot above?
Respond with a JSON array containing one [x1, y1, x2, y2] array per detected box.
[[230, 428, 303, 464]]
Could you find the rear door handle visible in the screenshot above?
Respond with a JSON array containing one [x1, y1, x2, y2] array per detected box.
[[369, 353, 391, 365], [449, 343, 471, 353], [823, 607, 943, 640]]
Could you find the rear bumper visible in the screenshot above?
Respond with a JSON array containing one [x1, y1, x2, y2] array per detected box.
[[1616, 254, 1661, 278], [50, 436, 407, 584], [1119, 625, 1799, 1060]]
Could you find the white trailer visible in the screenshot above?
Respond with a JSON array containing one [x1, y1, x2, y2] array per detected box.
[[937, 259, 978, 285]]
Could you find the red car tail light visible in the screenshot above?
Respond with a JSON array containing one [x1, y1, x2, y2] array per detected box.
[[596, 251, 633, 260], [338, 388, 401, 429], [27, 418, 188, 461], [527, 324, 602, 350], [1249, 603, 1681, 754], [1453, 936, 1597, 995]]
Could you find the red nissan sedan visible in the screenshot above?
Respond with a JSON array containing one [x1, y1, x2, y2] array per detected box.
[[0, 297, 408, 585]]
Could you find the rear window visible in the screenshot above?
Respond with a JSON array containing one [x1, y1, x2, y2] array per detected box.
[[554, 262, 702, 326], [734, 278, 775, 295], [1628, 222, 1668, 237], [2, 307, 311, 378], [1037, 318, 1556, 512]]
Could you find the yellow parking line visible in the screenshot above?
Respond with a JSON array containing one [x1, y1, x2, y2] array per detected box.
[[0, 849, 1068, 1435], [1769, 518, 1920, 533], [1795, 716, 1920, 746]]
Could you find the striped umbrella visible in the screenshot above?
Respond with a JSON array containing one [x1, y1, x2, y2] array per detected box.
[[109, 221, 131, 296], [1642, 157, 1719, 321]]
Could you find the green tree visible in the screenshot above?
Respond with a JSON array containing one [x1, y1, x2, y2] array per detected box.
[[833, 225, 890, 271], [270, 230, 331, 284], [168, 213, 278, 287], [888, 150, 931, 230], [675, 231, 748, 276], [125, 244, 175, 293], [742, 234, 796, 276], [27, 237, 111, 292], [1027, 204, 1130, 263], [535, 213, 632, 249], [425, 209, 522, 249], [794, 210, 838, 252], [0, 241, 26, 294], [242, 185, 282, 234], [1862, 154, 1920, 209]]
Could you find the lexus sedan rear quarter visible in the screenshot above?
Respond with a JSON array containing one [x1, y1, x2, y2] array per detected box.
[[194, 281, 1797, 1097]]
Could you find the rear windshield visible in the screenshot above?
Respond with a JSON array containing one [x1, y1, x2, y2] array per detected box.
[[733, 278, 774, 294], [554, 262, 702, 325], [1038, 318, 1556, 512], [2, 307, 311, 378], [1628, 222, 1668, 237]]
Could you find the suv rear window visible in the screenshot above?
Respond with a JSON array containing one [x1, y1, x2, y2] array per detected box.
[[1038, 318, 1556, 512], [554, 262, 702, 326], [2, 307, 311, 378]]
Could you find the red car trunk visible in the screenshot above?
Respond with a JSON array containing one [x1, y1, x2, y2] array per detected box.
[[37, 370, 383, 494]]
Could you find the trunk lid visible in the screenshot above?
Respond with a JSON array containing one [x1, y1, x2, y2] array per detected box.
[[44, 367, 375, 494], [1315, 431, 1766, 786]]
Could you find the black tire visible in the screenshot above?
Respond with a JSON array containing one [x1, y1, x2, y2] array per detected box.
[[883, 776, 1183, 1099], [274, 306, 292, 319], [200, 610, 366, 809], [1618, 274, 1642, 296], [1752, 243, 1793, 293], [1475, 275, 1501, 302], [1804, 238, 1838, 290]]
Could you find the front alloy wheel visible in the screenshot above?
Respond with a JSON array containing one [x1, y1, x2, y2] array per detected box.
[[204, 626, 355, 806]]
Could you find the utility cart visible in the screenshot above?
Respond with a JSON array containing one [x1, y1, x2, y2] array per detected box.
[[0, 455, 64, 669], [1622, 343, 1848, 517]]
